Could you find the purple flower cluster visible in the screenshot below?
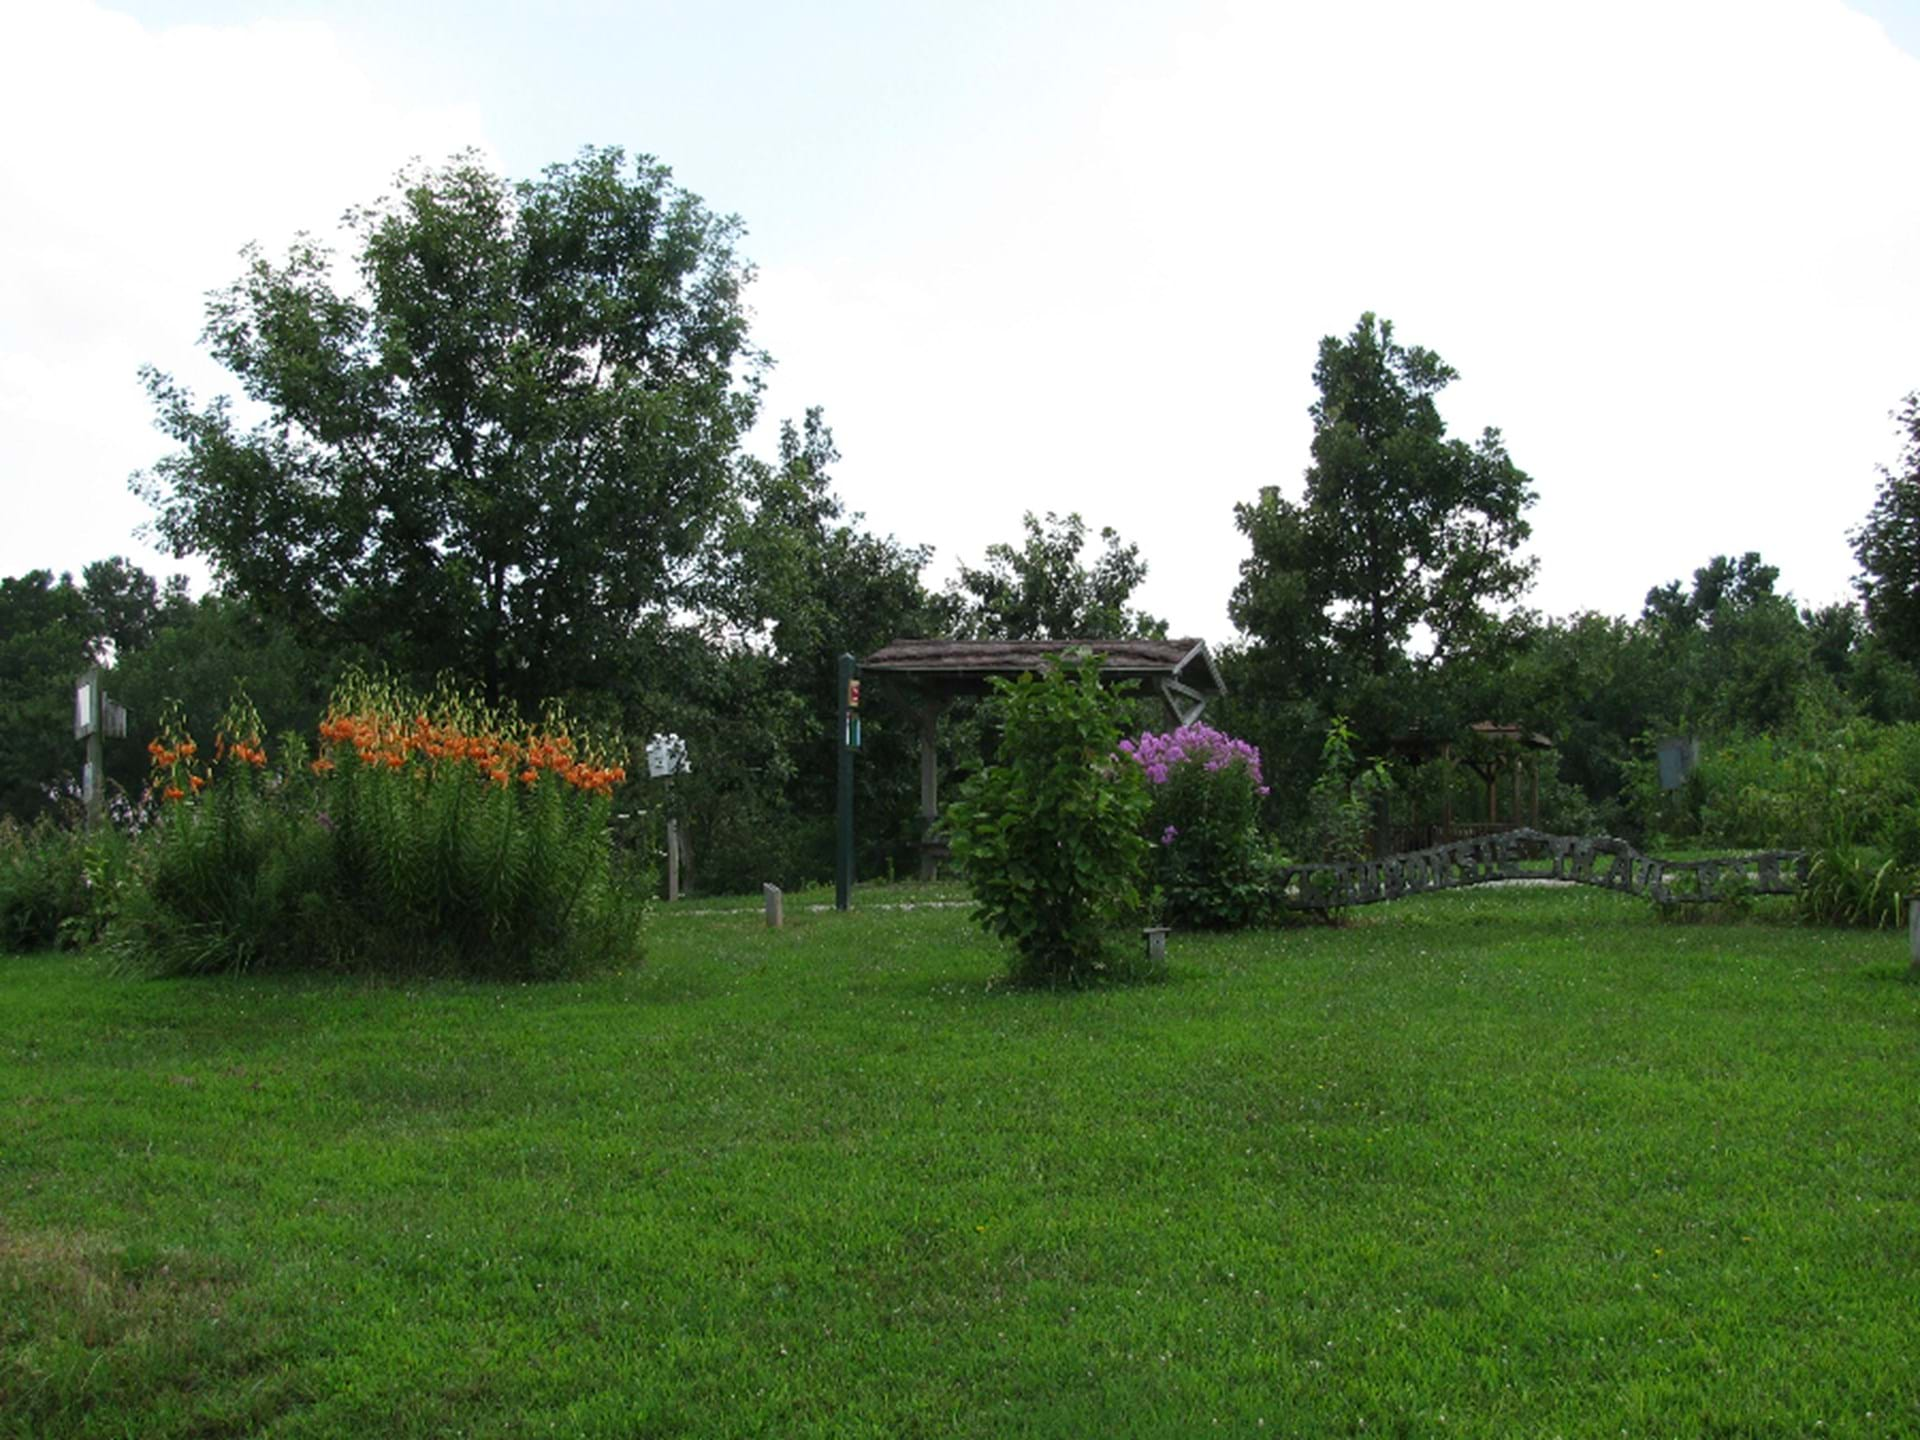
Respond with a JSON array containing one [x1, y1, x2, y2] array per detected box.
[[1118, 723, 1270, 796]]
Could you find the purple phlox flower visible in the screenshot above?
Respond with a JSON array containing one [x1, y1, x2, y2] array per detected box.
[[1121, 722, 1265, 789], [1160, 824, 1179, 845]]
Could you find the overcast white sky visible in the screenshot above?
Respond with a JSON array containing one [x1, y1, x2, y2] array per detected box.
[[5, 0, 1919, 640]]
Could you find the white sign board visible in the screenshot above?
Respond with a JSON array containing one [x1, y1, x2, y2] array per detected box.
[[74, 676, 95, 739], [646, 733, 690, 779]]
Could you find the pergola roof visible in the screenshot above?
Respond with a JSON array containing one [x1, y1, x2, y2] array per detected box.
[[860, 638, 1225, 719]]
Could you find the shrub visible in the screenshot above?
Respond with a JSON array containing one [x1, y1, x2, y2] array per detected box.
[[1627, 703, 1920, 856], [1304, 716, 1392, 863], [0, 817, 128, 953], [946, 652, 1152, 985], [1799, 842, 1912, 930], [1120, 722, 1272, 929], [111, 678, 650, 978]]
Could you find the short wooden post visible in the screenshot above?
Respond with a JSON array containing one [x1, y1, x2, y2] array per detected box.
[[666, 819, 680, 902], [1910, 898, 1918, 976], [764, 884, 783, 929], [1142, 926, 1169, 964]]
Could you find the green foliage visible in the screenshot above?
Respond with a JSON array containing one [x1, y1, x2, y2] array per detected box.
[[950, 510, 1164, 640], [1305, 715, 1392, 864], [1798, 842, 1911, 930], [667, 409, 945, 893], [106, 590, 336, 803], [0, 571, 95, 822], [1852, 392, 1920, 666], [1629, 703, 1920, 857], [1638, 552, 1820, 736], [946, 653, 1152, 984], [137, 147, 763, 710], [0, 818, 128, 954], [112, 731, 330, 978], [1230, 314, 1536, 763]]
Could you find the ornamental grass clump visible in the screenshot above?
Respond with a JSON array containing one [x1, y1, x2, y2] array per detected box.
[[113, 675, 648, 978], [946, 653, 1152, 986], [1120, 721, 1274, 929]]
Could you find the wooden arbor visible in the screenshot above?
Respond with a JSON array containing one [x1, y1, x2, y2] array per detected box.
[[1384, 722, 1554, 853], [859, 638, 1227, 879], [1409, 721, 1553, 845]]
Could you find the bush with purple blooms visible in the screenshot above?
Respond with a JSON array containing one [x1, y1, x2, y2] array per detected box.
[[1120, 722, 1275, 929]]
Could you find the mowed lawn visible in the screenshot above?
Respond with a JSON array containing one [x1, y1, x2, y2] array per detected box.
[[3, 887, 1917, 1439]]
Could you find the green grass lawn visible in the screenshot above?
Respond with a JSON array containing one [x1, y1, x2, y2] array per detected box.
[[3, 887, 1917, 1438]]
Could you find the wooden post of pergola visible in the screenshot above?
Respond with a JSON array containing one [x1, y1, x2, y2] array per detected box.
[[918, 696, 943, 878], [859, 638, 1227, 881]]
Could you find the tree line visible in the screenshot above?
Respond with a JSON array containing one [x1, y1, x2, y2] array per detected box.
[[5, 147, 1918, 884]]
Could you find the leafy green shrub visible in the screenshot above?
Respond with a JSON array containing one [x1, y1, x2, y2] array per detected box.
[[112, 680, 651, 978], [1629, 703, 1920, 856], [1120, 722, 1273, 928], [0, 817, 127, 953], [947, 653, 1152, 985], [1304, 716, 1392, 863]]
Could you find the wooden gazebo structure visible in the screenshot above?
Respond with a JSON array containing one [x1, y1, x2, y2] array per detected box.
[[860, 638, 1226, 878], [1387, 720, 1556, 851]]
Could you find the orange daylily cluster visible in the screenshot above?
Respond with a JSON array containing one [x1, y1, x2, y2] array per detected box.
[[142, 680, 628, 807], [314, 707, 627, 796], [147, 706, 267, 804]]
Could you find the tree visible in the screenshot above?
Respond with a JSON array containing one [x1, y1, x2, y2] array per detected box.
[[1232, 313, 1535, 690], [950, 511, 1165, 640], [1227, 314, 1537, 810], [1639, 552, 1815, 734], [0, 572, 95, 821], [657, 407, 945, 889], [79, 556, 192, 662], [137, 147, 763, 710], [1853, 393, 1920, 666]]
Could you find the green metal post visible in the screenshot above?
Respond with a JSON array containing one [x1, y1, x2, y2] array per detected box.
[[835, 652, 856, 911]]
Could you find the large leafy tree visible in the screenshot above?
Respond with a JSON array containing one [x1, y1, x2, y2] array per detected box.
[[1228, 314, 1537, 799], [950, 510, 1164, 640], [1852, 393, 1920, 667], [1232, 313, 1535, 690], [1639, 552, 1816, 735], [137, 147, 762, 709]]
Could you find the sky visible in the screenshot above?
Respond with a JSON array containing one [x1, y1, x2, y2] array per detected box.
[[5, 0, 1919, 643]]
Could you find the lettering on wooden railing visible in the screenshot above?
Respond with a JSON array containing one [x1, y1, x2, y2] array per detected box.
[[1276, 829, 1808, 911]]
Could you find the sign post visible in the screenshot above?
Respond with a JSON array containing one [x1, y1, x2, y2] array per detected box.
[[73, 667, 126, 830], [646, 733, 691, 901], [835, 653, 859, 911]]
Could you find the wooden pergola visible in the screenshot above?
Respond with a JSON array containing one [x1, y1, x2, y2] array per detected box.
[[1387, 720, 1556, 850], [860, 638, 1227, 878]]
